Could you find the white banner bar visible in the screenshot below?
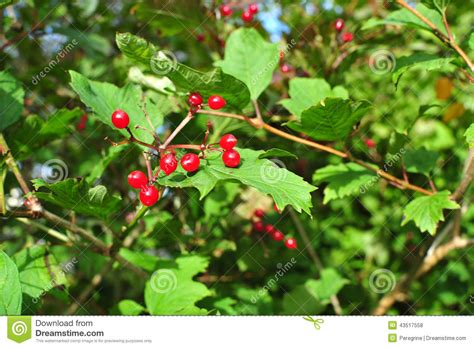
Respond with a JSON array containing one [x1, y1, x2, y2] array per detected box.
[[1, 316, 472, 347]]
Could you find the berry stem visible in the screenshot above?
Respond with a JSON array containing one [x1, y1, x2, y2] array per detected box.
[[160, 110, 194, 150], [143, 153, 153, 181], [252, 100, 263, 124]]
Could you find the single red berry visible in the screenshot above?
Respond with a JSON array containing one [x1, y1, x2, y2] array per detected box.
[[219, 134, 237, 150], [254, 209, 265, 218], [272, 230, 285, 242], [334, 18, 345, 31], [76, 113, 88, 131], [128, 170, 148, 189], [264, 224, 275, 234], [208, 95, 226, 110], [280, 63, 292, 74], [188, 92, 203, 107], [140, 185, 160, 206], [196, 34, 205, 42], [248, 3, 259, 14], [160, 153, 178, 175], [222, 149, 240, 168], [341, 32, 353, 43], [111, 109, 130, 129], [181, 153, 200, 172], [242, 10, 253, 22], [220, 4, 233, 17], [365, 138, 376, 148], [285, 237, 297, 249], [253, 221, 264, 232]]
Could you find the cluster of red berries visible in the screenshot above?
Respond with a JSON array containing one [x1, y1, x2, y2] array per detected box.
[[188, 92, 226, 111], [252, 208, 297, 250], [220, 3, 258, 22], [127, 170, 160, 206], [334, 18, 353, 43]]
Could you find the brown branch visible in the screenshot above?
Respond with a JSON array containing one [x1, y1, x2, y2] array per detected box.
[[197, 109, 434, 196], [395, 0, 474, 73], [451, 149, 474, 202], [373, 236, 474, 315], [289, 209, 343, 315]]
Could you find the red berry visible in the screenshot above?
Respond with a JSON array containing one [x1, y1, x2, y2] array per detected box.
[[140, 185, 160, 206], [272, 230, 285, 242], [248, 3, 259, 14], [254, 209, 265, 218], [188, 92, 203, 107], [285, 237, 297, 249], [111, 109, 130, 129], [365, 138, 376, 148], [253, 221, 264, 232], [160, 153, 178, 175], [222, 149, 240, 168], [264, 224, 275, 234], [128, 170, 148, 189], [196, 34, 205, 42], [220, 4, 233, 17], [181, 153, 200, 172], [280, 63, 292, 74], [341, 32, 353, 43], [334, 18, 345, 31], [242, 10, 253, 22], [219, 134, 237, 150], [208, 95, 226, 110]]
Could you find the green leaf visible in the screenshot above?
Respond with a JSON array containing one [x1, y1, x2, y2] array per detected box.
[[279, 78, 348, 119], [0, 250, 22, 315], [216, 28, 279, 100], [157, 148, 317, 215], [69, 70, 163, 145], [420, 0, 450, 14], [32, 178, 121, 220], [257, 148, 298, 160], [116, 32, 250, 110], [313, 163, 377, 204], [85, 146, 127, 185], [362, 4, 447, 35], [13, 246, 68, 299], [144, 255, 211, 315], [305, 268, 348, 303], [465, 124, 474, 148], [392, 53, 454, 86], [117, 300, 145, 316], [287, 98, 371, 141], [402, 191, 460, 235], [403, 148, 438, 175], [0, 70, 25, 131]]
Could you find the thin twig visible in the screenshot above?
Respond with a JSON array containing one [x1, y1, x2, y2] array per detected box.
[[289, 208, 343, 315], [160, 110, 194, 150]]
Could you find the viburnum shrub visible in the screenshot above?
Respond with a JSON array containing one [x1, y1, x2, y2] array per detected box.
[[0, 0, 473, 318]]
